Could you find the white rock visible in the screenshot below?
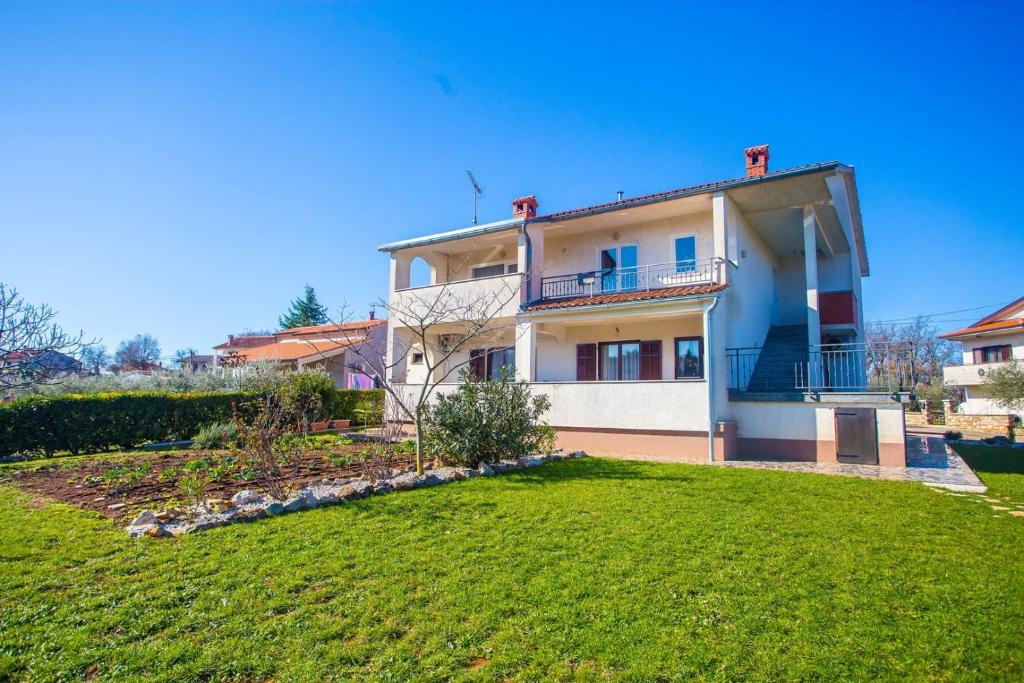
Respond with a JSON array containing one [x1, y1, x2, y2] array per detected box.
[[126, 523, 156, 538], [130, 510, 157, 527], [231, 490, 263, 507]]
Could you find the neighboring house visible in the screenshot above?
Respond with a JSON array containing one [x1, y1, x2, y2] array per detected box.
[[380, 145, 910, 466], [176, 354, 214, 373], [213, 319, 386, 389], [0, 349, 82, 386], [941, 296, 1024, 415], [212, 334, 278, 366]]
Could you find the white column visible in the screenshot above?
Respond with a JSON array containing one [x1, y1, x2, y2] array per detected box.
[[802, 206, 821, 348], [522, 223, 545, 304], [711, 192, 729, 284], [515, 319, 536, 382]]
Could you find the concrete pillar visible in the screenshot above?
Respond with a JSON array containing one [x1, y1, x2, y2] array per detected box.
[[390, 253, 411, 291], [515, 319, 536, 382], [942, 399, 955, 416], [711, 192, 730, 284], [802, 206, 821, 348], [524, 223, 545, 304]]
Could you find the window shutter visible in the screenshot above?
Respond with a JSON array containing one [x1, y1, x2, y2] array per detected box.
[[973, 348, 984, 365], [1000, 345, 1012, 361], [469, 349, 486, 380], [640, 340, 662, 380], [576, 343, 597, 381]]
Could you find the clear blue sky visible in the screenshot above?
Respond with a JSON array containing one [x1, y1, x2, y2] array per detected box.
[[2, 1, 1021, 359]]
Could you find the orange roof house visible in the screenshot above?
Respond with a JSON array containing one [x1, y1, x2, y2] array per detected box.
[[213, 318, 386, 389]]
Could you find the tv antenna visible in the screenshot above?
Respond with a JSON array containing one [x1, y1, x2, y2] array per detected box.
[[466, 170, 482, 225]]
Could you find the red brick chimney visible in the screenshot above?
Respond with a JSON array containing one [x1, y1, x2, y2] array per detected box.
[[512, 195, 539, 220], [744, 145, 770, 177]]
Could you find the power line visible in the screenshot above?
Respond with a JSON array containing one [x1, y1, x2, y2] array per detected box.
[[867, 299, 1016, 325]]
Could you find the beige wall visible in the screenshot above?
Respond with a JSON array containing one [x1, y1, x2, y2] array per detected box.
[[542, 210, 714, 278], [534, 316, 704, 382]]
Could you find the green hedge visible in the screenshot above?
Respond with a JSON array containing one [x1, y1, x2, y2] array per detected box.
[[0, 389, 384, 457]]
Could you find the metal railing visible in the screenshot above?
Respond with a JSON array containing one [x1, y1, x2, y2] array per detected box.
[[540, 257, 721, 300], [795, 342, 914, 393], [726, 346, 763, 391], [726, 341, 915, 394]]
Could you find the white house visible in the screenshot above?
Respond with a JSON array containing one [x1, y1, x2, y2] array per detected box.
[[380, 146, 908, 466], [942, 296, 1024, 415]]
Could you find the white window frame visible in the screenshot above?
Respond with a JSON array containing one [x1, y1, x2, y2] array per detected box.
[[669, 232, 698, 272], [470, 261, 517, 279]]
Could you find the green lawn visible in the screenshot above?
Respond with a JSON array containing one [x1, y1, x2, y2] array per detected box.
[[1, 458, 1022, 682], [954, 444, 1024, 501]]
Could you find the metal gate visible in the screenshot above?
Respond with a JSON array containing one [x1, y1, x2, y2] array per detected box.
[[834, 407, 879, 465]]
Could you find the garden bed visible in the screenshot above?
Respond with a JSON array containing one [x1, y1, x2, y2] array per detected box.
[[2, 435, 413, 524]]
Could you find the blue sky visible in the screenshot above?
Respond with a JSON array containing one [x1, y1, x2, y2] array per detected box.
[[2, 1, 1021, 359]]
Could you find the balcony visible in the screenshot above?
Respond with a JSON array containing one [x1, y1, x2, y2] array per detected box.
[[944, 361, 1011, 387], [539, 258, 723, 301], [389, 273, 522, 327]]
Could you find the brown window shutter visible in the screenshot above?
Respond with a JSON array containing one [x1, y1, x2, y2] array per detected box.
[[469, 349, 486, 381], [1000, 345, 1012, 361], [576, 343, 597, 381], [973, 348, 984, 365], [640, 340, 662, 380]]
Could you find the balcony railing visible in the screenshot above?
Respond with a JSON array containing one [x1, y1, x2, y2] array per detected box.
[[540, 257, 722, 301], [727, 342, 915, 394], [797, 343, 914, 393]]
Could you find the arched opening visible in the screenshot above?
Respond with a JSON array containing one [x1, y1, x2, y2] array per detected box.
[[409, 256, 433, 288]]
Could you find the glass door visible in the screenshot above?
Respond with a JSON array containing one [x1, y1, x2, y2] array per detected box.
[[599, 244, 638, 292]]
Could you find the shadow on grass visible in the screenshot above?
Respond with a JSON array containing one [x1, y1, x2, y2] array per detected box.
[[954, 445, 1024, 476], [484, 457, 697, 487]]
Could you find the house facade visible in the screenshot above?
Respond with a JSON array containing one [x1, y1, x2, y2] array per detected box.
[[212, 319, 386, 389], [942, 296, 1024, 417], [380, 146, 908, 466]]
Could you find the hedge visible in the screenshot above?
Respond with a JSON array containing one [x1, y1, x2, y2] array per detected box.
[[0, 389, 384, 458]]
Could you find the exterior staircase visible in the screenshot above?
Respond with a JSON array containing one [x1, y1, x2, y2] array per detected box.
[[742, 325, 809, 397]]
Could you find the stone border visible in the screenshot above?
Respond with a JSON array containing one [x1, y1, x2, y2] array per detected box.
[[126, 452, 586, 538]]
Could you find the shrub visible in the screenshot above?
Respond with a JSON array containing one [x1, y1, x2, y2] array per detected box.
[[281, 371, 335, 431], [177, 472, 209, 507], [0, 388, 383, 458], [422, 369, 552, 468], [192, 422, 240, 450], [943, 430, 963, 441]]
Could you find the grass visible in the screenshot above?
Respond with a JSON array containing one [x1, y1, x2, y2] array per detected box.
[[954, 444, 1024, 501], [1, 457, 1022, 681]]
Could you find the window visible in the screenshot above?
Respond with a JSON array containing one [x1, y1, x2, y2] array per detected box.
[[487, 347, 515, 379], [469, 347, 515, 380], [599, 244, 638, 291], [411, 352, 424, 365], [599, 341, 641, 380], [472, 264, 505, 279], [506, 262, 518, 274], [675, 337, 704, 379], [674, 236, 696, 273], [973, 345, 1011, 364]]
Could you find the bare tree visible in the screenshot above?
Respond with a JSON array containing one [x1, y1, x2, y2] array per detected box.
[[113, 334, 162, 371], [865, 317, 960, 398], [321, 259, 523, 475], [233, 394, 300, 501], [0, 283, 93, 391], [359, 399, 408, 483], [79, 345, 111, 376]]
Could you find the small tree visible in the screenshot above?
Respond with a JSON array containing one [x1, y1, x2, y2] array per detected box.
[[0, 283, 92, 391], [281, 370, 334, 434], [279, 285, 329, 329], [984, 359, 1024, 412], [234, 393, 299, 501], [320, 261, 522, 476], [79, 345, 110, 376], [114, 334, 162, 371]]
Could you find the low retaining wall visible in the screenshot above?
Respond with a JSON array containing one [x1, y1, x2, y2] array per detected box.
[[944, 412, 1015, 437]]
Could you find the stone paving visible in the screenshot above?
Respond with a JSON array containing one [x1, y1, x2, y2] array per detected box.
[[712, 435, 986, 492]]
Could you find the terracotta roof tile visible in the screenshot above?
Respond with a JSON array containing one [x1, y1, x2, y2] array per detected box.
[[526, 284, 727, 311], [940, 318, 1024, 339], [280, 319, 386, 337], [534, 162, 838, 222], [231, 339, 359, 363]]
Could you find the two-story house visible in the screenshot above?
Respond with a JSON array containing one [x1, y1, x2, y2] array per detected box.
[[380, 146, 908, 466], [942, 296, 1024, 417]]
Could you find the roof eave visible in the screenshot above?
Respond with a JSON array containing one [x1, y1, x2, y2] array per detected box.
[[377, 218, 522, 253]]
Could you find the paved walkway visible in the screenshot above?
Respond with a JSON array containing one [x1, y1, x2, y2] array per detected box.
[[597, 434, 988, 492]]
